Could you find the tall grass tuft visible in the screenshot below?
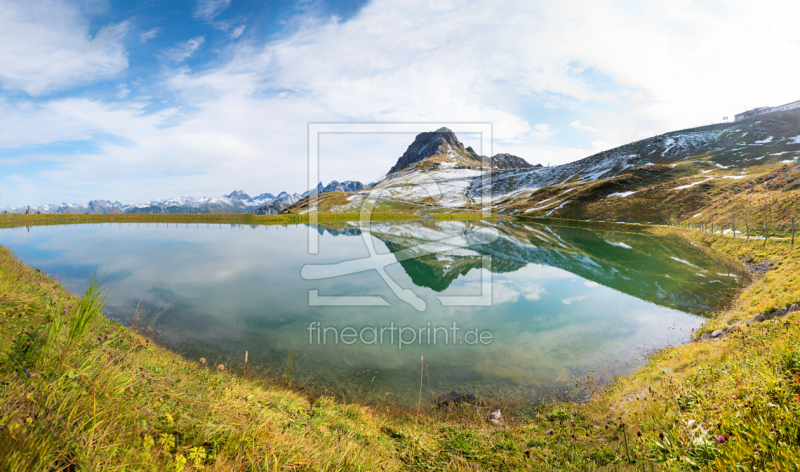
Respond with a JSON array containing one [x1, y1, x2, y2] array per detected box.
[[61, 270, 108, 362]]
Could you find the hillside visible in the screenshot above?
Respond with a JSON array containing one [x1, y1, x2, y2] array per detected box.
[[478, 110, 800, 224], [293, 111, 800, 227]]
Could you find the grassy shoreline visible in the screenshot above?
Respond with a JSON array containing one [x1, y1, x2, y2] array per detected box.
[[0, 211, 489, 230], [1, 219, 799, 470]]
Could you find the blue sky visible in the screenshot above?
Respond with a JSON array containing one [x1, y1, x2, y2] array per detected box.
[[2, 0, 800, 207]]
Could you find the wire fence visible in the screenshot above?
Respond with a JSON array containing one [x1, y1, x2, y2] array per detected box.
[[671, 219, 797, 245]]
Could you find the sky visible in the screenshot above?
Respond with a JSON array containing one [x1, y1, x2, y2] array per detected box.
[[2, 0, 800, 206]]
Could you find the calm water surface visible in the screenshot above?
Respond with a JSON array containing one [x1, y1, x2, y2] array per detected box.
[[0, 220, 746, 405]]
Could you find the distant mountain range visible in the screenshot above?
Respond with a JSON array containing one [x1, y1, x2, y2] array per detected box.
[[2, 181, 365, 215]]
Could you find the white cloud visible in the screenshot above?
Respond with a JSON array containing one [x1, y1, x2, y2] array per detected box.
[[521, 284, 547, 300], [583, 281, 599, 288], [561, 295, 586, 305], [193, 0, 232, 21], [530, 123, 555, 141], [0, 0, 129, 95], [5, 0, 800, 205], [569, 121, 596, 132], [140, 28, 160, 44], [116, 83, 130, 99], [230, 24, 246, 39], [161, 37, 205, 63]]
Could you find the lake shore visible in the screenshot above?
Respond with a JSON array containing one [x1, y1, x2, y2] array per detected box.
[[1, 217, 798, 470]]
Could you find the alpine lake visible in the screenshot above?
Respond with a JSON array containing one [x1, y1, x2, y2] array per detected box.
[[0, 219, 747, 407]]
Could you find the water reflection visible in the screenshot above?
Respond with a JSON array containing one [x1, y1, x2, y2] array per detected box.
[[0, 220, 745, 405]]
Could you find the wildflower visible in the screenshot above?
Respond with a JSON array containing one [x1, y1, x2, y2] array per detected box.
[[105, 334, 110, 340], [716, 435, 726, 443], [545, 429, 554, 435], [636, 430, 642, 437], [63, 308, 67, 314], [659, 431, 665, 440], [200, 358, 206, 365], [218, 364, 225, 371]]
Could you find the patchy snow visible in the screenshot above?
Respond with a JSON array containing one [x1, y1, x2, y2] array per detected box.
[[605, 240, 632, 249], [607, 191, 636, 198], [714, 163, 730, 168], [789, 135, 800, 144], [545, 200, 571, 216], [369, 167, 484, 208], [691, 213, 702, 218], [522, 188, 574, 212], [700, 169, 714, 173], [754, 136, 774, 144], [671, 257, 699, 268], [721, 175, 746, 179], [673, 177, 713, 190]]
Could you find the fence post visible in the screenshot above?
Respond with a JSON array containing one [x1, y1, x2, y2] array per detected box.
[[733, 222, 736, 238], [764, 221, 768, 246], [746, 223, 749, 240], [793, 218, 795, 246]]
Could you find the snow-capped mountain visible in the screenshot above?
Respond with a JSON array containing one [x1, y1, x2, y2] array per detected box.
[[349, 112, 800, 218], [3, 181, 363, 214]]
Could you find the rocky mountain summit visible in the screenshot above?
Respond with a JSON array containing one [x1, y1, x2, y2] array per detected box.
[[490, 153, 542, 170], [388, 128, 468, 174], [386, 128, 538, 175], [305, 180, 366, 196]]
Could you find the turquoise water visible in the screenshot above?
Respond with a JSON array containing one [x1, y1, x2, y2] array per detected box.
[[0, 220, 745, 405]]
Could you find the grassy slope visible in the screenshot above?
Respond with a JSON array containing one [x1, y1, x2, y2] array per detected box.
[[493, 111, 800, 229], [0, 246, 405, 470], [2, 220, 799, 470]]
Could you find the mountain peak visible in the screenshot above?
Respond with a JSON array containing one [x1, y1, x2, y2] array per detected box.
[[388, 128, 466, 174], [226, 190, 251, 200]]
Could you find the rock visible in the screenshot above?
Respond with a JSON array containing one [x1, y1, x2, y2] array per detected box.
[[754, 314, 766, 322], [701, 333, 710, 340], [788, 304, 800, 313], [711, 329, 725, 338], [490, 153, 538, 170], [388, 128, 467, 174], [490, 409, 503, 426]]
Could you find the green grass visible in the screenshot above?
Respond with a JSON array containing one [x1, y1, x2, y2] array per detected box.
[[1, 222, 799, 470], [0, 210, 490, 231]]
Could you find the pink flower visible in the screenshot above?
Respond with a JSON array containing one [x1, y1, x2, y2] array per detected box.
[[546, 429, 554, 435], [716, 435, 726, 443]]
